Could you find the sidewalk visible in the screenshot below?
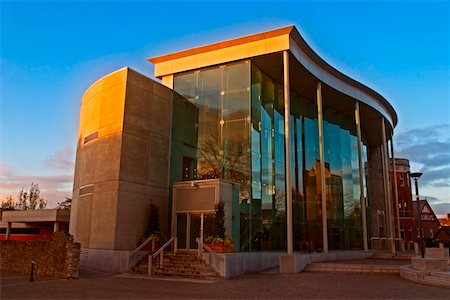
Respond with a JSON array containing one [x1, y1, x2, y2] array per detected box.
[[1, 268, 449, 299]]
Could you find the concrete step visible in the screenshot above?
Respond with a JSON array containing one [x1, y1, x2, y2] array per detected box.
[[305, 263, 400, 274], [132, 252, 221, 280], [153, 269, 220, 280]]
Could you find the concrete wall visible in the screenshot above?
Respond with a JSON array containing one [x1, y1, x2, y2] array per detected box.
[[0, 232, 80, 278], [367, 146, 387, 241], [70, 67, 183, 272]]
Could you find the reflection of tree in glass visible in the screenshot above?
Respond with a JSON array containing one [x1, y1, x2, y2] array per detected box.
[[198, 135, 250, 201]]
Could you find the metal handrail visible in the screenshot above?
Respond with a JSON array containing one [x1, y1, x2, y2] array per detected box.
[[147, 236, 177, 276], [152, 236, 176, 259], [196, 237, 224, 265], [129, 235, 157, 258]]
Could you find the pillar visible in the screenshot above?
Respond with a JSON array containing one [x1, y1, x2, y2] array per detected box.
[[355, 102, 368, 251], [390, 138, 403, 252], [54, 221, 60, 232], [317, 82, 328, 253], [381, 118, 395, 254], [283, 50, 293, 255], [6, 222, 12, 240]]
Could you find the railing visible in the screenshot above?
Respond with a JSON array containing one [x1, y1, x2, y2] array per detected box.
[[129, 235, 158, 269], [130, 236, 157, 258], [196, 237, 224, 266], [148, 236, 177, 276]]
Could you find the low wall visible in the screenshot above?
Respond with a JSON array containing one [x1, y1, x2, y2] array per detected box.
[[80, 248, 130, 273], [204, 252, 281, 279], [0, 232, 80, 278], [204, 250, 374, 278], [289, 251, 374, 273]]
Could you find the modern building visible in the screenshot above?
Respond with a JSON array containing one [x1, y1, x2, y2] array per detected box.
[[70, 25, 400, 273]]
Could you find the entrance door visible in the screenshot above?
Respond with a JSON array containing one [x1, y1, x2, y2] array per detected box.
[[189, 213, 202, 249], [176, 212, 214, 250]]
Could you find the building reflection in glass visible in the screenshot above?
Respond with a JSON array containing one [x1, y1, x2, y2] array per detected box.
[[174, 60, 368, 252]]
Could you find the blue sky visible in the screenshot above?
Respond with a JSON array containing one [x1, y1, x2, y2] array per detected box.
[[1, 0, 449, 216]]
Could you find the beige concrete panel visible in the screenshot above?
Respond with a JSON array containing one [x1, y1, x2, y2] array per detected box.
[[119, 133, 149, 185], [69, 194, 78, 236], [126, 69, 154, 92], [79, 69, 128, 144], [153, 35, 290, 77], [122, 123, 151, 140], [94, 180, 120, 193], [367, 146, 386, 239], [148, 134, 170, 188], [162, 75, 174, 89], [98, 83, 126, 138], [150, 97, 172, 137], [114, 192, 155, 249], [73, 146, 95, 189], [92, 135, 122, 183], [119, 181, 167, 196], [75, 194, 93, 247], [123, 87, 153, 132], [151, 84, 175, 107], [89, 191, 118, 249]]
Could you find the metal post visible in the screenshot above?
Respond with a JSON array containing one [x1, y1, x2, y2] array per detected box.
[[413, 177, 425, 258], [148, 254, 152, 276], [317, 82, 328, 253], [283, 50, 293, 255], [355, 102, 368, 251], [30, 261, 35, 282]]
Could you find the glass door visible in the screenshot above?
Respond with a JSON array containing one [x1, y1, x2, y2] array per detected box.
[[189, 213, 202, 249], [176, 214, 187, 249]]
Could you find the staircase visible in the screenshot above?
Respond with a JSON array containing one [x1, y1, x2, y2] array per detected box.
[[133, 251, 221, 280]]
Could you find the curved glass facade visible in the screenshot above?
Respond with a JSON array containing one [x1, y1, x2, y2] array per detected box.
[[174, 59, 368, 252]]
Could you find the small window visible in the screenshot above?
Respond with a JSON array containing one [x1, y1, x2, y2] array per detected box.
[[399, 173, 405, 187], [79, 185, 94, 196], [83, 131, 98, 144]]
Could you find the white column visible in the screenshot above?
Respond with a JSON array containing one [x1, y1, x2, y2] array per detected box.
[[381, 118, 395, 254], [53, 222, 60, 232], [283, 50, 293, 255], [355, 102, 368, 251], [317, 82, 328, 253], [390, 138, 403, 251], [6, 222, 12, 240]]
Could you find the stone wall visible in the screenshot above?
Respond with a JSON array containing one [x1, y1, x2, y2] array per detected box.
[[0, 232, 80, 278]]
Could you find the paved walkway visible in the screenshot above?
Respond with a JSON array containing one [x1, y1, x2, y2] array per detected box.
[[1, 268, 449, 299]]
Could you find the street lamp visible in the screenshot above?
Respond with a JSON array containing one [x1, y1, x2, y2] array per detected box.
[[410, 172, 424, 258]]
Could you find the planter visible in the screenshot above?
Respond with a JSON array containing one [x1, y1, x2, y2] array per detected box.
[[205, 242, 234, 253]]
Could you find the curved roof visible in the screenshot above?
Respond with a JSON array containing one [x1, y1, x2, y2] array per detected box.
[[148, 25, 397, 128]]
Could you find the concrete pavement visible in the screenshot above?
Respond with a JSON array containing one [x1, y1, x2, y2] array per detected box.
[[1, 268, 449, 299]]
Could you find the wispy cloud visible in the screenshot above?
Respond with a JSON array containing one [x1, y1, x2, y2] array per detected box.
[[0, 147, 74, 208], [396, 124, 450, 217], [43, 146, 75, 171], [396, 124, 450, 188]]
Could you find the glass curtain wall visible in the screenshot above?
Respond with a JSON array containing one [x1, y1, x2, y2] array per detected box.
[[174, 58, 367, 252], [174, 60, 252, 249]]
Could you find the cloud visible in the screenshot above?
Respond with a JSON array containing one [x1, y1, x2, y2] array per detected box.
[[0, 147, 74, 208], [396, 124, 450, 189], [43, 146, 75, 171], [423, 196, 449, 218]]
